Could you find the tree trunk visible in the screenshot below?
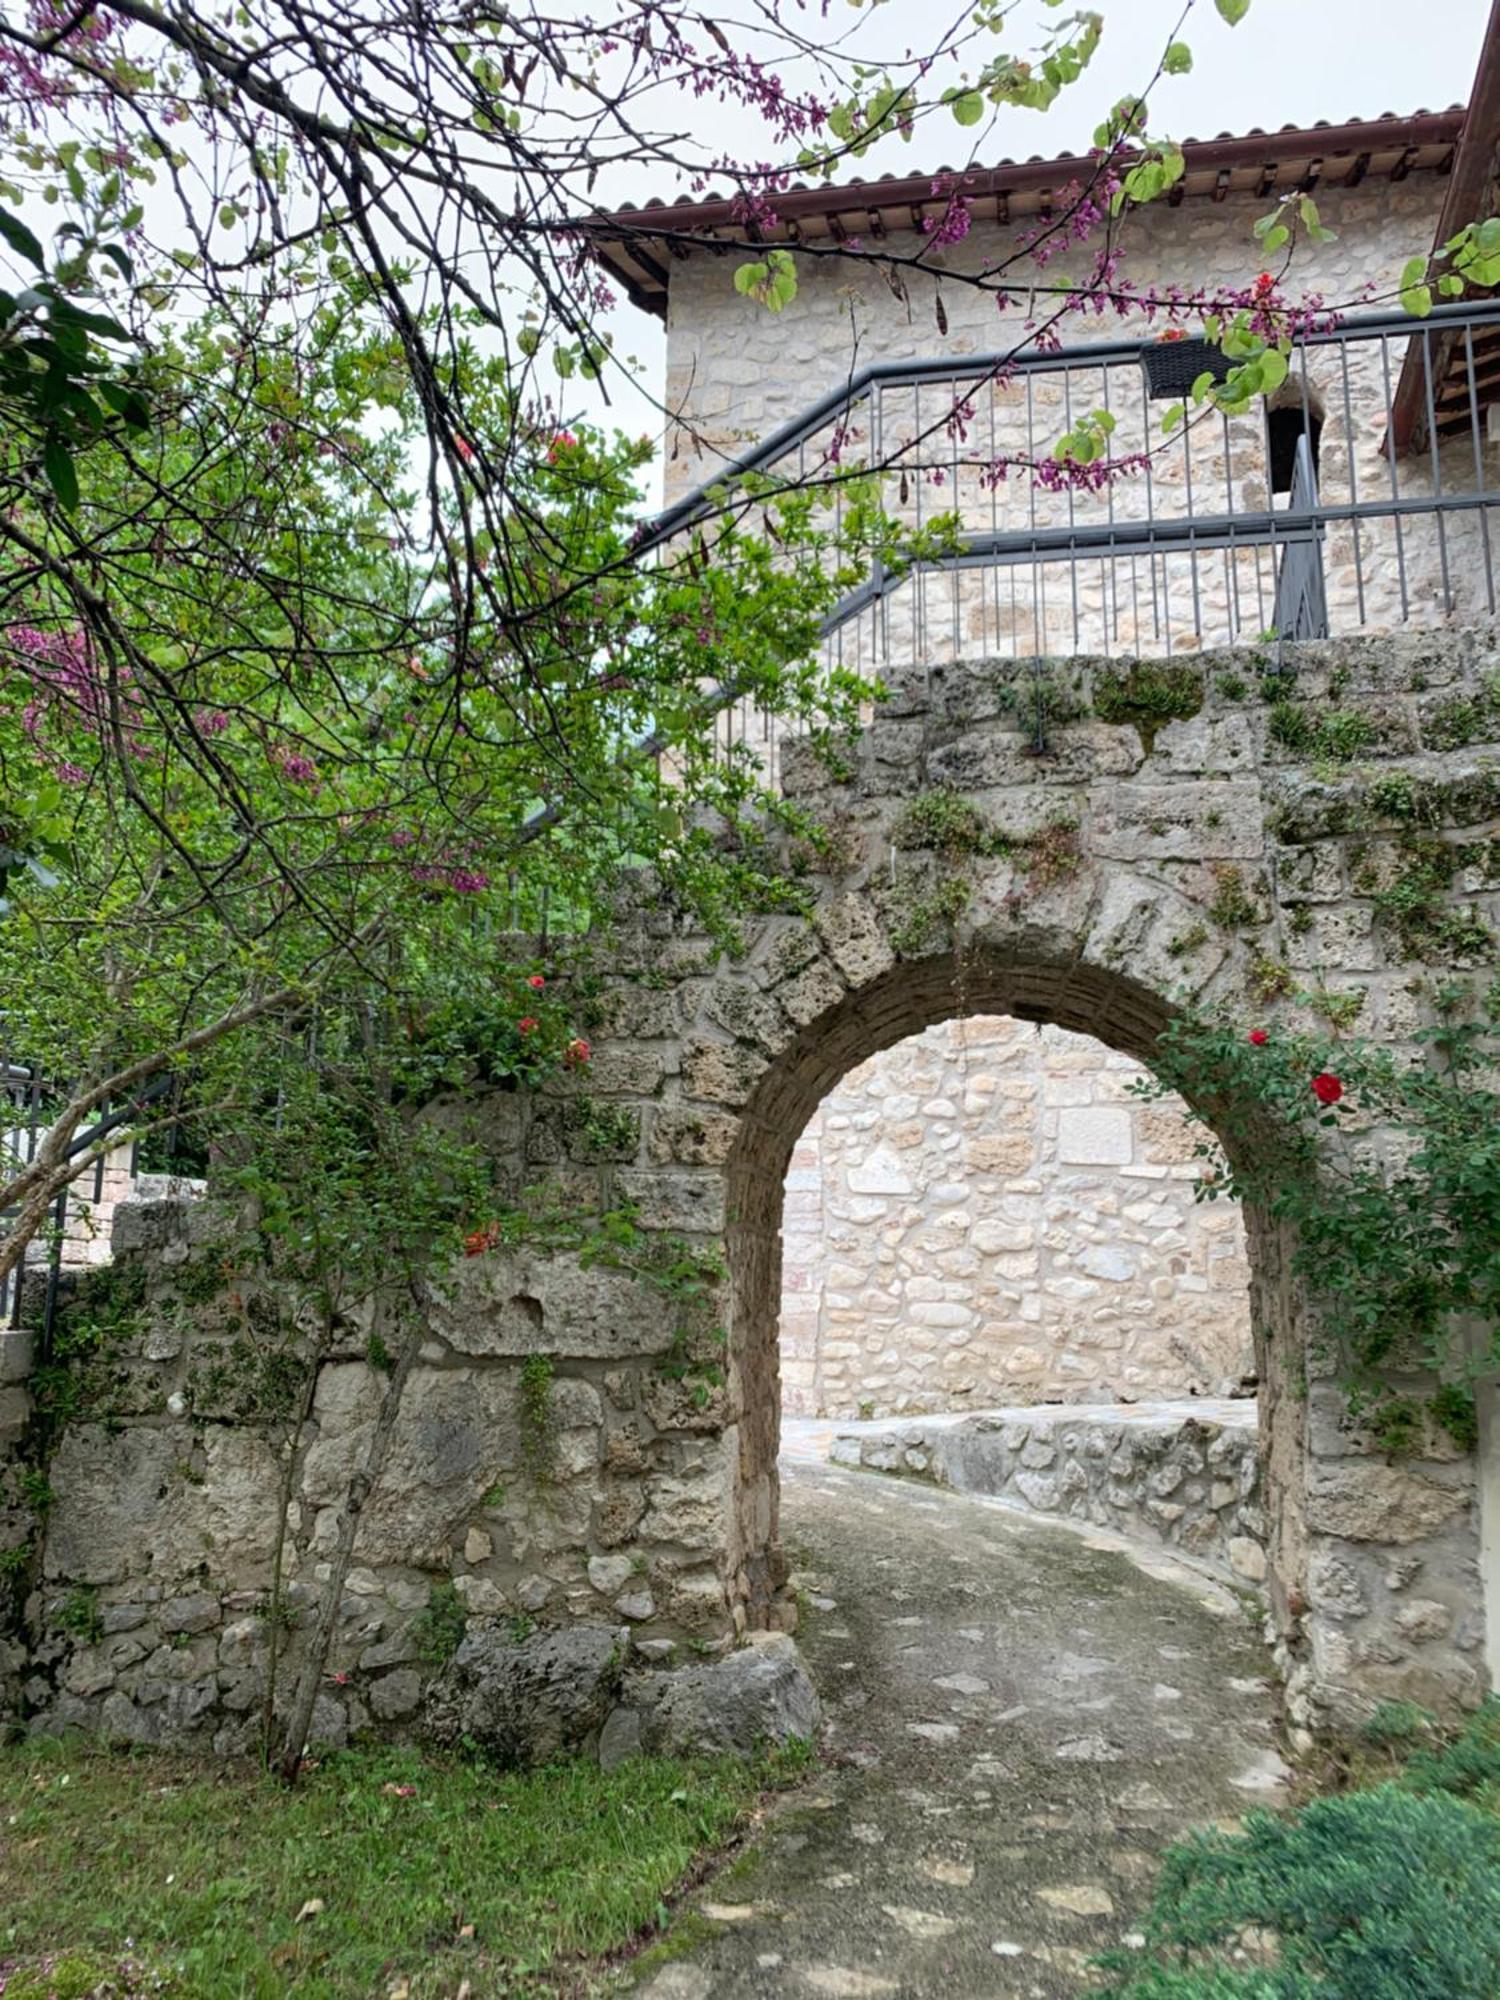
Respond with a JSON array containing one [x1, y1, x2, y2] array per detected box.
[[275, 1293, 426, 1783]]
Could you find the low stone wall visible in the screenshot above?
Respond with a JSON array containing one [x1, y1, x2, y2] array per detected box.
[[781, 1015, 1254, 1418], [829, 1401, 1265, 1586], [0, 1189, 785, 1752]]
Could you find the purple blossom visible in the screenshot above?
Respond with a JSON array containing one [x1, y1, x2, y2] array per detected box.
[[275, 747, 318, 785]]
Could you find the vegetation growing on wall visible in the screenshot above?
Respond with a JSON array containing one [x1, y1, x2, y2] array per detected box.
[[1093, 662, 1204, 754], [1141, 981, 1500, 1448]]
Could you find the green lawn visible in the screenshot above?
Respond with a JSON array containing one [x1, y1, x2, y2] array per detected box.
[[0, 1738, 804, 1997]]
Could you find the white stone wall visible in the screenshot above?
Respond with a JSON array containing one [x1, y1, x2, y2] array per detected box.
[[779, 1017, 1253, 1419]]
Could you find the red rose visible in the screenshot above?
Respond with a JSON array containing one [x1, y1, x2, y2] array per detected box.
[[518, 1016, 539, 1034], [1248, 1029, 1269, 1046], [1158, 327, 1187, 341], [1311, 1072, 1343, 1105], [564, 1037, 591, 1067], [528, 974, 546, 989]]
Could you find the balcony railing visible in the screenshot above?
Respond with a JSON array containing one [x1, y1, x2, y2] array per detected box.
[[631, 300, 1500, 771]]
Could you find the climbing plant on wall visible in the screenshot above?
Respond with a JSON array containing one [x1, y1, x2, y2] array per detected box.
[[1140, 982, 1500, 1450]]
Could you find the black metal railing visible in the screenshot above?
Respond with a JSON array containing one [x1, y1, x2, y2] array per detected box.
[[636, 297, 1500, 779], [1, 1057, 176, 1342]]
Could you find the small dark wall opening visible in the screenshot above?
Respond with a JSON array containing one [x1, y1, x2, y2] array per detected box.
[[1267, 398, 1324, 495]]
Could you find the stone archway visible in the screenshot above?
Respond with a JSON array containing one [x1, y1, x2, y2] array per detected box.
[[13, 639, 1490, 1749], [720, 944, 1308, 1701]]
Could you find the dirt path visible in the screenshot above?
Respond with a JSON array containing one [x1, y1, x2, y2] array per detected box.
[[626, 1451, 1290, 2000]]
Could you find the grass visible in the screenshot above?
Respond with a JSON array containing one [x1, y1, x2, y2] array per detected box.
[[0, 1737, 808, 1997]]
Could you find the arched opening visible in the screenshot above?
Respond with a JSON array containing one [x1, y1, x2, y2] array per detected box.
[[723, 951, 1306, 1649], [779, 1015, 1255, 1424]]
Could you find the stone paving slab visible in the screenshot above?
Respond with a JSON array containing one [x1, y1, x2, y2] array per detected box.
[[624, 1451, 1289, 1999]]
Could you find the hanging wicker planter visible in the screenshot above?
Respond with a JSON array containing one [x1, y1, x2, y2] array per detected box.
[[1140, 333, 1235, 401]]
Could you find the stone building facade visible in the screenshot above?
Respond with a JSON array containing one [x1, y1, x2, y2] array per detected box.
[[3, 631, 1499, 1754], [641, 153, 1498, 679], [780, 1017, 1253, 1419]]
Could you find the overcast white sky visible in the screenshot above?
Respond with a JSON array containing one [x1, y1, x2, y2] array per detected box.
[[577, 0, 1494, 494]]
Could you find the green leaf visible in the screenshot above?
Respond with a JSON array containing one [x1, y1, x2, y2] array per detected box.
[[1402, 283, 1434, 318], [0, 205, 46, 270], [1214, 0, 1251, 19], [42, 434, 79, 511], [949, 90, 985, 127], [1163, 40, 1193, 73]]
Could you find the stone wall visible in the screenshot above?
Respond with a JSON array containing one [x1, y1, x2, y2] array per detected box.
[[5, 631, 1500, 1743], [828, 1401, 1264, 1586], [663, 186, 1446, 498], [0, 1179, 775, 1753], [780, 1016, 1252, 1418]]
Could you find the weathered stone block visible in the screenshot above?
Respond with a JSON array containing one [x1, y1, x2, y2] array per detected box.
[[428, 1252, 678, 1360], [422, 1623, 625, 1765]]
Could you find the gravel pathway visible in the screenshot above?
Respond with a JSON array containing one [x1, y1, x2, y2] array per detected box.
[[626, 1446, 1290, 2000]]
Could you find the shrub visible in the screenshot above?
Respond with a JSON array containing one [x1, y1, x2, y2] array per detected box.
[[1097, 1785, 1500, 1999], [1402, 1696, 1500, 1804]]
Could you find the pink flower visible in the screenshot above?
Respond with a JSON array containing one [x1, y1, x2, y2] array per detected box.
[[564, 1038, 591, 1067], [528, 974, 546, 990], [275, 747, 318, 785], [546, 430, 578, 463], [1311, 1072, 1343, 1106], [454, 436, 475, 464]]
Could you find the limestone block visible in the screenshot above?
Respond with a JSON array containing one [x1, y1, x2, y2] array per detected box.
[[422, 1623, 625, 1766], [640, 1458, 733, 1551], [350, 1369, 525, 1567], [681, 1037, 769, 1107], [1089, 780, 1265, 861], [846, 1145, 915, 1196], [613, 1169, 725, 1235], [779, 959, 847, 1027], [631, 1632, 819, 1757], [815, 893, 894, 985], [428, 1251, 679, 1360], [648, 1107, 740, 1166], [1056, 1108, 1133, 1166], [1307, 1464, 1472, 1544], [369, 1668, 424, 1720]]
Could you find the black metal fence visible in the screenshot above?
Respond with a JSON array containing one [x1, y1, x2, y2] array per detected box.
[[1, 1057, 173, 1342], [632, 299, 1500, 776]]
